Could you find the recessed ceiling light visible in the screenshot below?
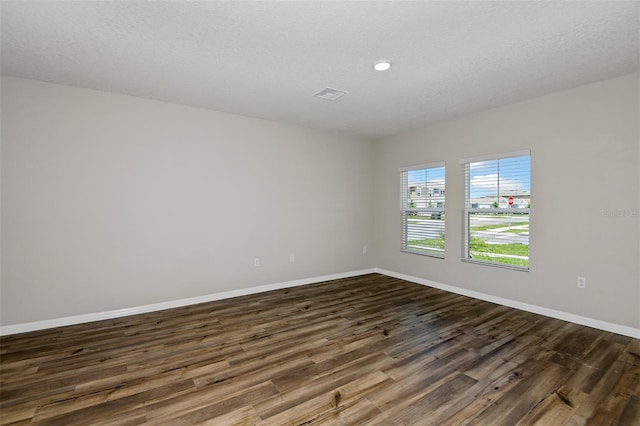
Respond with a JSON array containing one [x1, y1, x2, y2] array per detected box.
[[373, 60, 392, 71]]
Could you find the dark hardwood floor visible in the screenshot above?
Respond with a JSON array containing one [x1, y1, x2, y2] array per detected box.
[[1, 273, 638, 425]]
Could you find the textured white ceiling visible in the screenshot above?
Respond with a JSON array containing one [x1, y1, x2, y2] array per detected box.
[[1, 1, 638, 139]]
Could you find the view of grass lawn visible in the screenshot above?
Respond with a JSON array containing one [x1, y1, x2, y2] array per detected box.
[[502, 228, 528, 234], [470, 222, 528, 232], [469, 237, 528, 256], [407, 237, 445, 249], [470, 254, 529, 268], [407, 234, 528, 267], [469, 237, 529, 267], [408, 236, 528, 256], [406, 215, 529, 267]]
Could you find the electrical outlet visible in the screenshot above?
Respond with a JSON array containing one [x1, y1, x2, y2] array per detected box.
[[362, 246, 368, 254], [254, 258, 261, 267], [289, 253, 295, 262], [577, 276, 586, 288]]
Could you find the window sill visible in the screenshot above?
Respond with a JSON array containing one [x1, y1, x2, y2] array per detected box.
[[461, 258, 529, 272], [401, 249, 444, 259]]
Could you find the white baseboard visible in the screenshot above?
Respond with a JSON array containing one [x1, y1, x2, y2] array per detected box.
[[375, 268, 640, 339], [0, 268, 376, 336], [3, 267, 638, 339]]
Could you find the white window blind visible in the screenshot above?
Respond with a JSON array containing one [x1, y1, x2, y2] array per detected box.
[[462, 151, 530, 270], [400, 163, 446, 258]]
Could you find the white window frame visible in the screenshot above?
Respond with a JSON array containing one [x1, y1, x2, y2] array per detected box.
[[461, 150, 531, 271], [400, 162, 446, 258]]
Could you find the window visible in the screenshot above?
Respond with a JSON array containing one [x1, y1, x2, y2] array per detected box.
[[462, 151, 530, 270], [400, 163, 446, 258]]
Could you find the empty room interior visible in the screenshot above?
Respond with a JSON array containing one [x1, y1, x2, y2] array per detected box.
[[1, 2, 639, 425]]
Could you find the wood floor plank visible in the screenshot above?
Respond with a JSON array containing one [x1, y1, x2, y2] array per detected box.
[[146, 380, 280, 423], [386, 372, 478, 425], [197, 405, 262, 426], [1, 273, 637, 425], [34, 378, 195, 425], [466, 361, 573, 424], [306, 397, 383, 426], [256, 352, 395, 421]]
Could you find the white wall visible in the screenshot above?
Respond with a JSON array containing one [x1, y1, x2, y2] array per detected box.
[[2, 73, 639, 332], [373, 73, 640, 329], [1, 76, 375, 325]]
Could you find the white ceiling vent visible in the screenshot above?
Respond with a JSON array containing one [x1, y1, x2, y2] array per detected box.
[[313, 87, 347, 101]]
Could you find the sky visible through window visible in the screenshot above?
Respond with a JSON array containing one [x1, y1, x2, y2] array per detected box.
[[469, 156, 530, 198], [407, 166, 445, 189]]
